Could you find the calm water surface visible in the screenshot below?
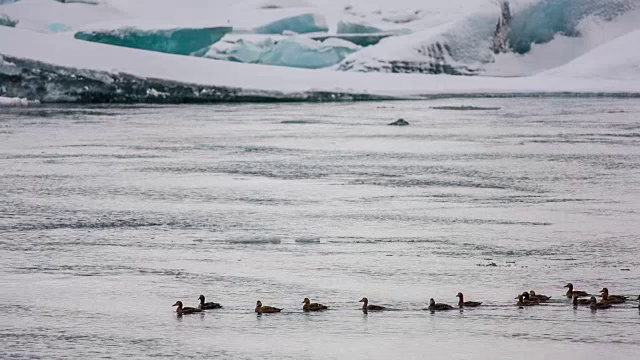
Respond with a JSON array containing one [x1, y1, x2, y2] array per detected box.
[[1, 99, 639, 359]]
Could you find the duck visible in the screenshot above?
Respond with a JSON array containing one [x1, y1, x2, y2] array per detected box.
[[359, 297, 385, 312], [255, 300, 282, 314], [589, 296, 611, 310], [456, 292, 482, 307], [303, 298, 328, 312], [197, 295, 222, 310], [428, 298, 454, 311], [516, 294, 538, 307], [520, 292, 540, 304], [528, 290, 551, 302], [172, 301, 202, 315], [572, 294, 591, 306], [599, 288, 627, 304], [564, 283, 589, 298]]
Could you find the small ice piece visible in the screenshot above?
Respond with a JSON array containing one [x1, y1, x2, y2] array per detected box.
[[75, 26, 232, 56], [254, 13, 328, 34], [0, 13, 18, 28]]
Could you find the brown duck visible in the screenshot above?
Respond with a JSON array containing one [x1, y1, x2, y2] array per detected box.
[[564, 283, 589, 298], [303, 298, 328, 312], [255, 300, 282, 314], [359, 297, 385, 311], [572, 294, 591, 306], [428, 298, 454, 311], [589, 296, 611, 310], [198, 295, 222, 310], [173, 301, 202, 315], [516, 294, 538, 307], [456, 292, 482, 307], [528, 290, 551, 302], [600, 288, 627, 304]]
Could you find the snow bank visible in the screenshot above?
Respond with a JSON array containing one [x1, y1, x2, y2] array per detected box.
[[1, 26, 640, 104]]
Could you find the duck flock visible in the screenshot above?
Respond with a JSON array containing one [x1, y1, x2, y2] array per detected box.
[[173, 283, 640, 316]]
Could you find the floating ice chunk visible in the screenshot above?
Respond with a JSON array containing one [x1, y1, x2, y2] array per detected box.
[[75, 26, 232, 56], [228, 236, 281, 244], [0, 96, 38, 106], [254, 13, 327, 34], [259, 36, 360, 69], [0, 13, 18, 28]]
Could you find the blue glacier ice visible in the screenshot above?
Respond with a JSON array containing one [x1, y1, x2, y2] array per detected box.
[[75, 26, 232, 56], [254, 13, 327, 34], [336, 21, 383, 34], [508, 0, 634, 53], [259, 37, 360, 68]]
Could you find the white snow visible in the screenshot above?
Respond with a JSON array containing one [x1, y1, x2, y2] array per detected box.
[[0, 96, 37, 106], [1, 26, 639, 98]]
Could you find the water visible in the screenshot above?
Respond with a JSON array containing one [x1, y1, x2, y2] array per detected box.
[[1, 98, 639, 359]]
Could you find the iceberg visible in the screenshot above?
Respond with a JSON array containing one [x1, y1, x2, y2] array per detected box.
[[337, 21, 384, 34], [203, 35, 275, 63], [254, 13, 327, 34], [75, 25, 233, 56]]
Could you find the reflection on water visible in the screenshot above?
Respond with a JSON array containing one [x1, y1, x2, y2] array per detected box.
[[1, 99, 640, 359]]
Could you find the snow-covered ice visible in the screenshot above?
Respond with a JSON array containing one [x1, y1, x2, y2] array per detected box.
[[1, 0, 640, 102]]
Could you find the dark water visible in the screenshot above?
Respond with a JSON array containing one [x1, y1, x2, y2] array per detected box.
[[1, 99, 639, 359]]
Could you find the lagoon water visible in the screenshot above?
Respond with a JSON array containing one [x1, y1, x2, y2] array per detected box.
[[1, 99, 639, 359]]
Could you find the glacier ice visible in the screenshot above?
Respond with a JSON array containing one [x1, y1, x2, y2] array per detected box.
[[75, 26, 232, 56], [508, 0, 635, 54], [337, 21, 384, 34], [203, 36, 275, 63], [203, 35, 360, 69], [0, 13, 18, 27], [258, 36, 360, 69], [254, 13, 327, 34]]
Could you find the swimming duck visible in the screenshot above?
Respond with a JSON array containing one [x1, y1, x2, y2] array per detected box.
[[564, 283, 589, 298], [255, 300, 282, 314], [529, 290, 551, 302], [303, 298, 328, 312], [516, 294, 537, 307], [428, 298, 454, 311], [456, 292, 482, 307], [572, 294, 591, 306], [172, 301, 202, 315], [520, 292, 540, 304], [599, 288, 627, 304], [198, 295, 222, 310], [359, 297, 385, 311], [589, 296, 611, 310]]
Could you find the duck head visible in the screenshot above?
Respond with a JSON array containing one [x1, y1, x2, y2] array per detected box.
[[564, 283, 573, 290], [522, 292, 531, 300], [256, 300, 262, 307], [589, 296, 597, 304], [529, 290, 536, 296], [359, 298, 368, 303], [198, 295, 205, 302], [302, 298, 310, 305], [599, 288, 609, 295], [456, 292, 464, 299], [429, 298, 435, 306], [517, 294, 524, 302], [172, 301, 183, 308]]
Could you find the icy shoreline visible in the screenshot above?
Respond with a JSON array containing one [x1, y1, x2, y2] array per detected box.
[[2, 27, 640, 103]]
